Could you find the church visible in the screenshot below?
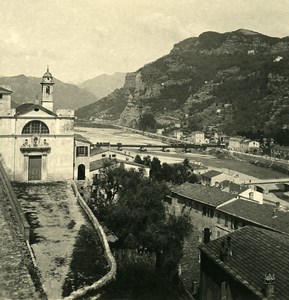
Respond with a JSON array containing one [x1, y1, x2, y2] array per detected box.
[[0, 68, 90, 181]]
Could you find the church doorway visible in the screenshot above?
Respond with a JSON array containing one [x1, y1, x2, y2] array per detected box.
[[77, 164, 85, 180], [28, 156, 42, 180]]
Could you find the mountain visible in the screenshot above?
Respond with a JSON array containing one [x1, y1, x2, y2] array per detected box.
[[0, 75, 98, 110], [78, 72, 126, 100], [76, 29, 289, 136]]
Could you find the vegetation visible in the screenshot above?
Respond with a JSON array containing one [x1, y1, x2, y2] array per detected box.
[[134, 155, 200, 184], [90, 163, 191, 287]]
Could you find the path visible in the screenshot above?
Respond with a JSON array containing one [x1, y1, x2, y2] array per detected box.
[[13, 181, 107, 299]]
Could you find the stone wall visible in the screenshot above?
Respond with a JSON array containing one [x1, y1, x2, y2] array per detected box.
[[65, 181, 117, 300]]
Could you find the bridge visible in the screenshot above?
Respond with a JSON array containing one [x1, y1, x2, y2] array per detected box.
[[243, 178, 289, 185], [93, 142, 225, 151]]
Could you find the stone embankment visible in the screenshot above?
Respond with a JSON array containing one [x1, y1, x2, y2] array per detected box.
[[0, 181, 41, 299]]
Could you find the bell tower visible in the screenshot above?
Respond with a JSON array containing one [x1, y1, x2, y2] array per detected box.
[[41, 67, 54, 111]]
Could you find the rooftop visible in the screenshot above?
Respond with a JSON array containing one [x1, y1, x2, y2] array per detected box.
[[74, 134, 92, 144], [171, 182, 235, 207], [199, 226, 289, 300], [218, 199, 289, 234], [15, 103, 57, 117], [202, 170, 223, 178]]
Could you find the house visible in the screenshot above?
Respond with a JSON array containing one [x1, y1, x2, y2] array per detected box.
[[173, 130, 183, 140], [191, 131, 205, 144], [90, 148, 134, 162], [169, 183, 236, 240], [217, 198, 289, 236], [74, 134, 92, 180], [0, 68, 77, 181], [240, 139, 260, 153], [90, 158, 150, 184], [228, 137, 243, 151], [199, 226, 289, 300], [201, 170, 234, 187]]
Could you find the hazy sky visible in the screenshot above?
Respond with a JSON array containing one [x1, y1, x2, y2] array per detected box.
[[1, 0, 289, 83]]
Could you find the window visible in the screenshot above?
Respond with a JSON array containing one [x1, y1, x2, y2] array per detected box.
[[202, 205, 206, 216], [0, 94, 2, 99], [22, 121, 49, 134], [101, 154, 106, 157], [225, 215, 229, 227], [217, 212, 221, 223], [209, 208, 214, 218], [76, 146, 88, 157]]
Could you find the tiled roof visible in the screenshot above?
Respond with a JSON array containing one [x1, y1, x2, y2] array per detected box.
[[74, 134, 92, 144], [202, 170, 222, 178], [171, 182, 235, 207], [0, 86, 12, 94], [90, 158, 117, 171], [199, 226, 289, 300], [15, 103, 57, 117], [218, 199, 289, 234], [221, 180, 247, 194]]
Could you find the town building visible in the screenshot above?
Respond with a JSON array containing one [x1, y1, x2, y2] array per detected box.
[[240, 139, 260, 153], [201, 170, 234, 187], [0, 68, 90, 181], [199, 226, 289, 300], [173, 130, 183, 140], [228, 136, 243, 151], [74, 134, 92, 180], [169, 182, 236, 240], [191, 131, 205, 144], [168, 182, 289, 242]]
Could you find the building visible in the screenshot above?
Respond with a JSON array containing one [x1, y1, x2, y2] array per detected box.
[[169, 182, 236, 240], [0, 69, 76, 181], [90, 158, 150, 184], [240, 139, 260, 153], [199, 226, 289, 300], [173, 130, 183, 140], [228, 137, 243, 151], [201, 170, 234, 187], [191, 131, 205, 144], [74, 134, 92, 180]]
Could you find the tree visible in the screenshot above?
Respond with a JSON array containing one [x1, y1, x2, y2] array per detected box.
[[91, 164, 192, 281], [150, 157, 162, 180], [138, 113, 157, 131], [134, 154, 143, 165]]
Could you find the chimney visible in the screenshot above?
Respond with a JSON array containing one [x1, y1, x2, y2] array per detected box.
[[264, 273, 275, 297]]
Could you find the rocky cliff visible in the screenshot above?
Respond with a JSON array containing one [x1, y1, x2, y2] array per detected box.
[[76, 29, 289, 135]]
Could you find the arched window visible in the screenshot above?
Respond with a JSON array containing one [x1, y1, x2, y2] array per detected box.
[[22, 121, 49, 134]]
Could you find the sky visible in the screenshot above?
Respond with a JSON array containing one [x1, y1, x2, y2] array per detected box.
[[1, 0, 289, 83]]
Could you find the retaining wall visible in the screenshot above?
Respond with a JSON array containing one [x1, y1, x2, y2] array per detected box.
[[65, 181, 117, 300], [0, 161, 30, 240]]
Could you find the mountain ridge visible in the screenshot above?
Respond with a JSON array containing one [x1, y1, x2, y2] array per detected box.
[[76, 29, 289, 138]]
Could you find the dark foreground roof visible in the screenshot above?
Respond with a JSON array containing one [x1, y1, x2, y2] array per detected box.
[[171, 182, 235, 207], [74, 134, 92, 144], [199, 226, 289, 300], [218, 199, 289, 234]]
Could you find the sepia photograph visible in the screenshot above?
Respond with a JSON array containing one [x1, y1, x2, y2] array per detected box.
[[1, 1, 289, 299]]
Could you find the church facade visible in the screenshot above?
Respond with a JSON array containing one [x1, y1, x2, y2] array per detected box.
[[0, 68, 87, 181]]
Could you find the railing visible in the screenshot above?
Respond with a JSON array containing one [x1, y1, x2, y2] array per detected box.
[[0, 161, 30, 240], [65, 181, 117, 300]]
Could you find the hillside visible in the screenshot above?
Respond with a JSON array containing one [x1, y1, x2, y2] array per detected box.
[[76, 29, 289, 137], [78, 72, 126, 100], [0, 75, 98, 110]]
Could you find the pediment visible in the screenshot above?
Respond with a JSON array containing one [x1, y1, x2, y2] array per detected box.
[[15, 104, 57, 118]]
